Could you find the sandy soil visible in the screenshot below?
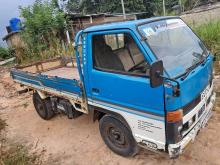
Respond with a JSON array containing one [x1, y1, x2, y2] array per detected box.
[[1, 66, 220, 165]]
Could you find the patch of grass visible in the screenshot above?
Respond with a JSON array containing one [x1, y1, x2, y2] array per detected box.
[[0, 117, 40, 165], [193, 20, 220, 58], [0, 144, 39, 165]]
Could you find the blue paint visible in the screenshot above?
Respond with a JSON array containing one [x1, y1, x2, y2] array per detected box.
[[11, 69, 81, 96], [74, 30, 84, 82], [85, 29, 165, 116], [11, 16, 213, 120], [165, 54, 213, 111]]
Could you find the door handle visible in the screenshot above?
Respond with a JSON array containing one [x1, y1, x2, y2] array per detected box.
[[92, 88, 100, 94]]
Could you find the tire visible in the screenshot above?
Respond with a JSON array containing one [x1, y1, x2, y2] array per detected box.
[[99, 115, 139, 157], [33, 92, 55, 120]]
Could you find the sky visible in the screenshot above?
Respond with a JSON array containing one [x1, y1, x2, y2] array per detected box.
[[0, 0, 35, 47]]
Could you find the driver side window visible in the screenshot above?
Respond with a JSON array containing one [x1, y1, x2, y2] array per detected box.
[[92, 32, 149, 75]]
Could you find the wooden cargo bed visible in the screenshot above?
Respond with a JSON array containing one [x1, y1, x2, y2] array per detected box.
[[42, 67, 80, 80], [11, 56, 82, 99], [15, 56, 80, 80]]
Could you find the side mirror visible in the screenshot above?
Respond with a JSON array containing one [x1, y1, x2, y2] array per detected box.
[[150, 60, 164, 88]]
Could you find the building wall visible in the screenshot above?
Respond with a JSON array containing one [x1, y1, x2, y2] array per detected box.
[[91, 16, 105, 24], [5, 33, 25, 59]]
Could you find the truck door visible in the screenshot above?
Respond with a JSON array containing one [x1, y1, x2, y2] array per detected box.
[[86, 30, 166, 149]]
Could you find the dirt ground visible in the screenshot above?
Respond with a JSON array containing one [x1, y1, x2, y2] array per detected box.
[[1, 66, 220, 165]]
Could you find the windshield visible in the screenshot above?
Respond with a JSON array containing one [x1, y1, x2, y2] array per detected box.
[[138, 18, 208, 78]]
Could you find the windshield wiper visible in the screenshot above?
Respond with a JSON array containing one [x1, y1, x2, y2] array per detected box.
[[181, 55, 207, 80]]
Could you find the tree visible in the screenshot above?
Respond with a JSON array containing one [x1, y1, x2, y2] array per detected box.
[[143, 0, 159, 17], [65, 0, 213, 16], [66, 0, 153, 15], [66, 0, 81, 13], [79, 0, 99, 14]]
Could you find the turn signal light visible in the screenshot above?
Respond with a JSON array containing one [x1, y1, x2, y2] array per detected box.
[[167, 109, 183, 122]]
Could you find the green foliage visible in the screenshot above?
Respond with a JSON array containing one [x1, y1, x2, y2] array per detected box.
[[66, 0, 156, 15], [19, 0, 66, 63], [66, 0, 81, 13], [98, 0, 146, 13], [0, 47, 14, 60], [193, 20, 220, 58], [65, 0, 214, 16]]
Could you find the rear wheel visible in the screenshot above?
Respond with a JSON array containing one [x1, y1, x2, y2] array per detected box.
[[99, 115, 138, 157], [33, 92, 55, 120]]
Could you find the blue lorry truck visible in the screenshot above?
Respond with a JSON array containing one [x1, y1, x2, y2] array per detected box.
[[11, 16, 216, 158]]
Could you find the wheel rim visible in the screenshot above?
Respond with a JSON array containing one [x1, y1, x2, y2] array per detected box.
[[107, 125, 127, 148]]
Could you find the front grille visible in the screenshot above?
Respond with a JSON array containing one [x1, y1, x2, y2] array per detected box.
[[183, 94, 201, 115], [206, 91, 213, 106]]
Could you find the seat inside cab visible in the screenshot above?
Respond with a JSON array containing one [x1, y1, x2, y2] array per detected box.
[[92, 33, 147, 74]]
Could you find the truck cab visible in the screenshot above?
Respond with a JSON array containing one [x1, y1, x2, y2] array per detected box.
[[76, 16, 216, 157], [11, 16, 216, 158]]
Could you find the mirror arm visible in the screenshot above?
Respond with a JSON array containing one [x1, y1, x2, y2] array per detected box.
[[159, 75, 180, 97]]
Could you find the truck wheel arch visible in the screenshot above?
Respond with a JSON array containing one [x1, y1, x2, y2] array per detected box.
[[36, 90, 47, 99], [91, 106, 132, 132]]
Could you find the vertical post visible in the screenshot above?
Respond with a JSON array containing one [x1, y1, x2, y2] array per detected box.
[[90, 16, 93, 24], [66, 30, 70, 44], [163, 0, 166, 16], [179, 0, 182, 13], [121, 0, 126, 20]]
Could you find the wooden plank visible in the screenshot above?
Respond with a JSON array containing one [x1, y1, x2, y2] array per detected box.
[[0, 57, 16, 66]]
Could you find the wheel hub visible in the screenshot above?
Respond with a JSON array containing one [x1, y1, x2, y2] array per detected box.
[[109, 127, 125, 146]]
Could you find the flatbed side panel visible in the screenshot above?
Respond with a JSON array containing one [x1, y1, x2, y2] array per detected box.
[[11, 69, 81, 98]]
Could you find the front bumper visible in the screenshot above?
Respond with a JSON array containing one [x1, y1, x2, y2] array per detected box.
[[168, 91, 216, 158]]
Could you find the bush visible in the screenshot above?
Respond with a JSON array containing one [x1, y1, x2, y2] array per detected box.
[[0, 47, 13, 60], [193, 21, 220, 60], [18, 0, 67, 63]]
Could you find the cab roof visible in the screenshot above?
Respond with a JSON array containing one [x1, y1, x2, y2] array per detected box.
[[83, 16, 179, 33]]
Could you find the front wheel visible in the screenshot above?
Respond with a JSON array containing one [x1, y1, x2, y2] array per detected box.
[[99, 115, 138, 157]]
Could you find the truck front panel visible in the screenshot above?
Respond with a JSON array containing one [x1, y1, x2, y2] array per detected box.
[[165, 55, 213, 111]]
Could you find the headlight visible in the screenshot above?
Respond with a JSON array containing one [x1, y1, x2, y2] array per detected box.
[[188, 118, 194, 128]]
